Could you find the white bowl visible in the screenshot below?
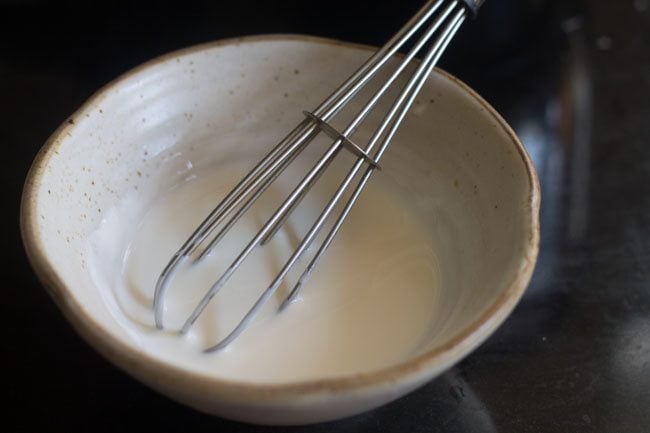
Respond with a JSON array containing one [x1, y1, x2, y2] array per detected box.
[[21, 35, 539, 425]]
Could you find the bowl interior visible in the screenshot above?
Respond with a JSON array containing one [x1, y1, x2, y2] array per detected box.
[[23, 37, 538, 387]]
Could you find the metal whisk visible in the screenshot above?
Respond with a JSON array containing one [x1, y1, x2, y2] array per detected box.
[[154, 0, 484, 352]]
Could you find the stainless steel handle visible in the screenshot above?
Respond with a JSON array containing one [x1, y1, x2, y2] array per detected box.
[[461, 0, 484, 16]]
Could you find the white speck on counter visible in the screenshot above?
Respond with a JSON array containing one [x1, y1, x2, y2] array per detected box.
[[596, 36, 613, 51]]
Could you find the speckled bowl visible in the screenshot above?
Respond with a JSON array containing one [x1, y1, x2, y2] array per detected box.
[[21, 35, 539, 425]]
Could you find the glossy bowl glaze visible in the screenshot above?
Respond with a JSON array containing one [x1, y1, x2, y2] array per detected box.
[[21, 35, 539, 425]]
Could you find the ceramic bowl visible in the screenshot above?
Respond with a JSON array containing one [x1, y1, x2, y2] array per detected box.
[[21, 35, 539, 425]]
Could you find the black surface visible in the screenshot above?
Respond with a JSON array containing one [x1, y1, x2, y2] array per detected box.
[[4, 0, 650, 431]]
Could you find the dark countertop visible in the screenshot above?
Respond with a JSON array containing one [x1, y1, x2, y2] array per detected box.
[[3, 0, 649, 431]]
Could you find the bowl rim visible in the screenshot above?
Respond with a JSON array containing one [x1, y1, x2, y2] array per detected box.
[[20, 34, 540, 399]]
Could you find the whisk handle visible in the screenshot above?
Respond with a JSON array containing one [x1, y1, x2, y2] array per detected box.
[[460, 0, 484, 17]]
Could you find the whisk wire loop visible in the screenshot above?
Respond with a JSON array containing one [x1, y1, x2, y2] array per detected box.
[[153, 0, 477, 351]]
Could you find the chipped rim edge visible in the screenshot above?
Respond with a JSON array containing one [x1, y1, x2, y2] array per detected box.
[[20, 34, 540, 401]]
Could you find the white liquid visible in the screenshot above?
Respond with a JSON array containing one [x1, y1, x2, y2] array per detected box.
[[90, 158, 441, 383]]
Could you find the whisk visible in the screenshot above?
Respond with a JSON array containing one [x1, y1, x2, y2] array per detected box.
[[154, 0, 484, 352]]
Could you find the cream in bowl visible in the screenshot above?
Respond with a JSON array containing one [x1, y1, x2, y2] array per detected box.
[[21, 35, 539, 425]]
